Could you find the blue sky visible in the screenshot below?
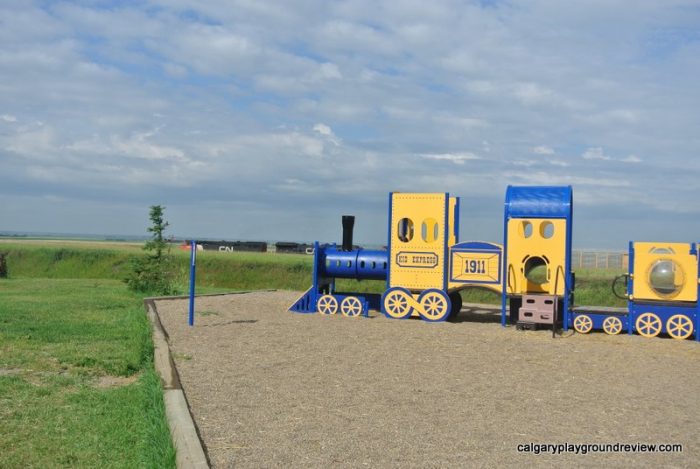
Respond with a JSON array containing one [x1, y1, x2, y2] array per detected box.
[[1, 0, 699, 248]]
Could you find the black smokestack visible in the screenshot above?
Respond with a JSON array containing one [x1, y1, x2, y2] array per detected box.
[[342, 215, 355, 251]]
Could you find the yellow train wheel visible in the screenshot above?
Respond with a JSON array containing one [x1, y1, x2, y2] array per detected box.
[[602, 316, 623, 335], [382, 287, 413, 319], [636, 312, 662, 338], [317, 295, 338, 315], [666, 314, 693, 340], [340, 296, 363, 318], [418, 289, 451, 322], [573, 314, 593, 334]]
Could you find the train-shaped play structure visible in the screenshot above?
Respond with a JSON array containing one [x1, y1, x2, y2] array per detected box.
[[289, 186, 699, 341]]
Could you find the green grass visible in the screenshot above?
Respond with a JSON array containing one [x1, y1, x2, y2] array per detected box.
[[0, 278, 175, 468]]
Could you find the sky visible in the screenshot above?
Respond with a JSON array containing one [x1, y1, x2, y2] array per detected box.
[[1, 0, 699, 248]]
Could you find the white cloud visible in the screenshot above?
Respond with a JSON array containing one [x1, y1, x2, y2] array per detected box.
[[312, 123, 340, 146], [316, 62, 342, 80], [313, 123, 332, 136], [622, 154, 642, 163], [582, 147, 612, 161], [512, 82, 552, 105], [512, 160, 536, 167], [549, 160, 569, 167], [420, 152, 481, 165], [532, 145, 555, 155], [1, 114, 17, 122]]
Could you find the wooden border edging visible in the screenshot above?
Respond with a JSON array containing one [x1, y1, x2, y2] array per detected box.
[[143, 289, 277, 469], [144, 298, 208, 469]]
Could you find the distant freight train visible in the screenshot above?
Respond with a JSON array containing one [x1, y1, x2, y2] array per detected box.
[[179, 240, 328, 254], [181, 240, 267, 253]]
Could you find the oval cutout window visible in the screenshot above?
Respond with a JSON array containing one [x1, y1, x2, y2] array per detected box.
[[397, 218, 414, 242], [540, 221, 554, 239], [519, 221, 533, 238], [421, 218, 439, 243]]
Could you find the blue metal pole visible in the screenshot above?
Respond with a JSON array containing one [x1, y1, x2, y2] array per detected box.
[[188, 240, 196, 326]]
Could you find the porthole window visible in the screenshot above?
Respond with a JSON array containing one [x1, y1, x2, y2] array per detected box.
[[397, 218, 414, 242], [648, 259, 684, 298], [421, 218, 439, 243], [540, 221, 554, 239], [519, 221, 533, 238]]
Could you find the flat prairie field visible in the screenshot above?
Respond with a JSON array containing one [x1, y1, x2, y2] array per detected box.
[[155, 291, 699, 468]]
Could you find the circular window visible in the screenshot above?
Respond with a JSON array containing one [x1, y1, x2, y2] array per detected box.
[[540, 221, 554, 239], [421, 218, 439, 243], [397, 218, 414, 243], [524, 256, 548, 285], [648, 259, 684, 298], [519, 221, 533, 238]]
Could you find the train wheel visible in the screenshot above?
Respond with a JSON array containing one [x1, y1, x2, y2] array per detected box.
[[602, 316, 623, 335], [636, 312, 662, 338], [573, 314, 593, 334], [340, 296, 363, 318], [382, 287, 413, 319], [666, 314, 693, 340], [317, 295, 338, 315], [418, 289, 451, 322]]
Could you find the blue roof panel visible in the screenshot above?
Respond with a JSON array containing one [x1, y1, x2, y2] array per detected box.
[[505, 186, 572, 219]]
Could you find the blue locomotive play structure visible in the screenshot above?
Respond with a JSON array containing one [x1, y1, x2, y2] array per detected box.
[[289, 186, 700, 341]]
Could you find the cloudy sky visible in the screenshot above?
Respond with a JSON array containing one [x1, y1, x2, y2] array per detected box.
[[1, 1, 699, 248]]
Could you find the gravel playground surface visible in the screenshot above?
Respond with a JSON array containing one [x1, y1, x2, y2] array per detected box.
[[155, 291, 700, 468]]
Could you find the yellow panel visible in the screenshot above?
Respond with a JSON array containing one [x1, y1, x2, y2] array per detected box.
[[632, 242, 698, 302], [390, 193, 447, 291], [449, 251, 501, 284], [506, 218, 567, 295]]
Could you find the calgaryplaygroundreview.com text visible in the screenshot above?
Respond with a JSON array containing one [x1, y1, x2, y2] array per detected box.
[[517, 442, 683, 455]]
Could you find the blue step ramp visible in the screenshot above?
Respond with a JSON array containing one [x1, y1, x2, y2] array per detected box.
[[289, 286, 317, 313]]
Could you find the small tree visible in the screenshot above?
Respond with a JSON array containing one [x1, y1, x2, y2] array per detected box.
[[125, 205, 175, 294], [144, 205, 168, 262]]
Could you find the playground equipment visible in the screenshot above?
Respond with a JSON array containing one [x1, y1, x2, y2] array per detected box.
[[289, 215, 387, 318], [572, 242, 700, 339], [502, 186, 573, 330], [290, 193, 502, 321], [383, 192, 501, 321], [289, 186, 699, 340]]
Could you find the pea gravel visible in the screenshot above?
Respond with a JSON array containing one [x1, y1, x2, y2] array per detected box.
[[154, 291, 700, 468]]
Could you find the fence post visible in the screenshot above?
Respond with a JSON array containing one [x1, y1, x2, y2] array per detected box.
[[189, 240, 196, 326]]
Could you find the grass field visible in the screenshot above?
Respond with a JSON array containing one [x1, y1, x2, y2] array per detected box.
[[0, 277, 175, 468]]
